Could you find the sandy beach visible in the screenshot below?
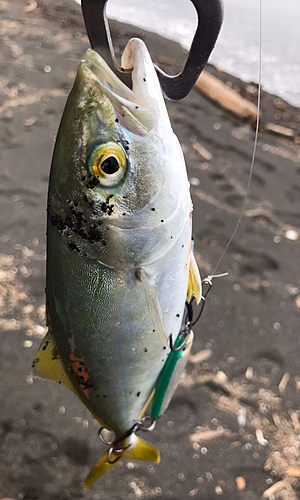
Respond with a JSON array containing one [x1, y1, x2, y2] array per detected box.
[[1, 1, 300, 499]]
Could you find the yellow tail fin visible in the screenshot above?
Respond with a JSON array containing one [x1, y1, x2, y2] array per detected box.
[[84, 434, 160, 489]]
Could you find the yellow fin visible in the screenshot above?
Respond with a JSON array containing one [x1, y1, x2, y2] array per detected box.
[[84, 435, 160, 489], [32, 331, 75, 392], [32, 331, 108, 427], [187, 252, 202, 304]]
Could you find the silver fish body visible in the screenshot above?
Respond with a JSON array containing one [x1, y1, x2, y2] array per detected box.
[[34, 38, 200, 486]]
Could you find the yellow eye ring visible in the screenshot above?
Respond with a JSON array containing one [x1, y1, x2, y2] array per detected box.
[[90, 142, 127, 186]]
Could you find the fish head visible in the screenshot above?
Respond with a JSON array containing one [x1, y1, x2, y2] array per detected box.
[[49, 38, 191, 269]]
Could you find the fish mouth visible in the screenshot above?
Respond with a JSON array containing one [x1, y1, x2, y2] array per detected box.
[[83, 38, 164, 135]]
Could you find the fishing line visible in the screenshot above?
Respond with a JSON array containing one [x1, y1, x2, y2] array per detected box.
[[210, 0, 262, 277]]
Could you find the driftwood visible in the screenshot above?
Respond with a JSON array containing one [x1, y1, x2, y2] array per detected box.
[[264, 122, 295, 138], [195, 70, 258, 123]]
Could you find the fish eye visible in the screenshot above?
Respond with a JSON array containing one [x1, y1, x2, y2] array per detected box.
[[89, 142, 127, 186]]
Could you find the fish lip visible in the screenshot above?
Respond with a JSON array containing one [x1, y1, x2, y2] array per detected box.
[[83, 45, 157, 110], [83, 48, 138, 104], [82, 40, 163, 135]]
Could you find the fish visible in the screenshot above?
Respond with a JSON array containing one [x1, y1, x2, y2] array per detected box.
[[32, 37, 201, 488]]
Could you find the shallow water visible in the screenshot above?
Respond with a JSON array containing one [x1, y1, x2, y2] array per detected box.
[[76, 0, 300, 107]]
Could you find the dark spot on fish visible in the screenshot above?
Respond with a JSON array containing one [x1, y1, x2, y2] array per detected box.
[[81, 175, 86, 181], [144, 348, 148, 353], [163, 346, 167, 350], [78, 367, 83, 372], [68, 241, 79, 253], [125, 141, 129, 145], [86, 177, 100, 189], [32, 358, 39, 366], [182, 244, 185, 248], [59, 381, 61, 384], [123, 195, 127, 199], [176, 314, 180, 317], [171, 236, 173, 239], [103, 395, 107, 398], [151, 208, 155, 211], [135, 106, 139, 109], [115, 118, 119, 123], [122, 213, 126, 216], [153, 329, 155, 333], [42, 341, 49, 351], [143, 78, 146, 82], [125, 146, 129, 151], [49, 214, 67, 232], [137, 392, 140, 397], [161, 220, 164, 223]]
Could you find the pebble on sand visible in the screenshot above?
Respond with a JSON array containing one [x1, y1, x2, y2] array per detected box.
[[285, 229, 299, 241], [236, 476, 246, 490]]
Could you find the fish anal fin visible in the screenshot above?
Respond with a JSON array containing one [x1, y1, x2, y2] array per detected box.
[[32, 331, 75, 393], [187, 252, 202, 304], [84, 435, 160, 489]]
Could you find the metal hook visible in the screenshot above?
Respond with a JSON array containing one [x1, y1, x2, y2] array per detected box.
[[169, 327, 191, 352], [107, 444, 130, 464], [138, 416, 156, 432], [104, 418, 156, 464], [81, 0, 224, 100], [98, 427, 115, 445]]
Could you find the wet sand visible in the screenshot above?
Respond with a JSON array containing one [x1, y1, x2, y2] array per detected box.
[[1, 1, 300, 499]]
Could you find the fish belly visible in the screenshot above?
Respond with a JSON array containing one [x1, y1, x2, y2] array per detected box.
[[46, 217, 190, 436]]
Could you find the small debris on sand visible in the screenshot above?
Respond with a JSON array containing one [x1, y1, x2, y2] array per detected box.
[[235, 476, 246, 491]]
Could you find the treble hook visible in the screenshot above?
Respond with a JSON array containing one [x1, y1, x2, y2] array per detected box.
[[104, 417, 156, 464], [81, 0, 223, 100]]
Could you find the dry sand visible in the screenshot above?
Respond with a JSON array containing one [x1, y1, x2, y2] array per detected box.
[[1, 1, 300, 499]]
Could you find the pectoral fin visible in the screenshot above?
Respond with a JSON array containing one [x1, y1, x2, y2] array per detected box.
[[138, 269, 169, 349], [32, 331, 75, 393], [187, 252, 202, 304], [84, 435, 160, 489]]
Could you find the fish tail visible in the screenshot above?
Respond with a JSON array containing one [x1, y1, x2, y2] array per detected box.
[[84, 435, 160, 489]]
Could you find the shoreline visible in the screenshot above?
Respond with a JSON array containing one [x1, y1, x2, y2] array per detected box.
[[37, 0, 300, 137]]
